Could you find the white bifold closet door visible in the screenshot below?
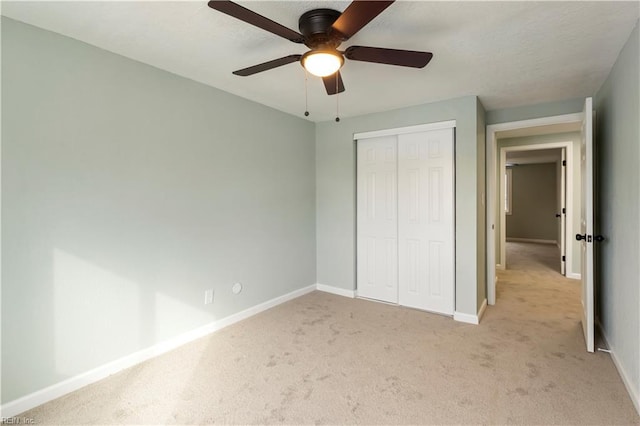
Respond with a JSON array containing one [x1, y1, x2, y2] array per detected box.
[[357, 128, 454, 315]]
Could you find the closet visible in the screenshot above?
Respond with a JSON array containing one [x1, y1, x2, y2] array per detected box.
[[355, 123, 455, 315]]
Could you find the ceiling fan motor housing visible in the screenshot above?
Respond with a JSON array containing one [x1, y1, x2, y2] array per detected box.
[[299, 9, 342, 49]]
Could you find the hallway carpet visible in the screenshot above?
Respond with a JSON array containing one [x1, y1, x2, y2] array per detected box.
[[17, 243, 639, 424]]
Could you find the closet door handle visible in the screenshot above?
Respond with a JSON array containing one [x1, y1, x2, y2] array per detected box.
[[576, 234, 587, 241]]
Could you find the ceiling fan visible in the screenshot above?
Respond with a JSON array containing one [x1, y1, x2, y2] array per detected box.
[[207, 0, 433, 96]]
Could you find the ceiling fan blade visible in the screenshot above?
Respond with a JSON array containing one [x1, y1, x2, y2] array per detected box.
[[330, 1, 394, 40], [322, 72, 345, 96], [345, 46, 433, 68], [232, 55, 302, 76], [208, 1, 304, 43]]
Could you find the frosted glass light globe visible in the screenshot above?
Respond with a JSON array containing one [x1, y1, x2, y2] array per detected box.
[[302, 51, 344, 77]]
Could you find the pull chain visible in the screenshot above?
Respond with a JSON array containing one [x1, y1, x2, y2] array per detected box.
[[335, 75, 340, 122], [304, 70, 310, 117]]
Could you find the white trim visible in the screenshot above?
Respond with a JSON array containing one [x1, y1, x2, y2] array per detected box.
[[453, 312, 479, 324], [506, 237, 557, 245], [487, 119, 496, 305], [505, 168, 513, 215], [0, 285, 316, 418], [315, 283, 356, 298], [598, 323, 640, 416], [454, 299, 487, 325], [353, 120, 456, 140], [566, 272, 581, 280], [496, 264, 505, 270], [486, 112, 582, 306]]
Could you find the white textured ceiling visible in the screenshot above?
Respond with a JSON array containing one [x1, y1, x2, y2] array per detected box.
[[2, 1, 639, 122]]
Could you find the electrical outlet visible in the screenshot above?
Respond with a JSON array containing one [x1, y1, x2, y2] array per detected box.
[[204, 289, 214, 305]]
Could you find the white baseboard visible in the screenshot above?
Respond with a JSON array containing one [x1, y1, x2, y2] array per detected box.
[[454, 299, 487, 325], [566, 272, 581, 280], [597, 323, 640, 416], [506, 237, 557, 245], [0, 284, 316, 419], [315, 283, 355, 298], [496, 264, 505, 270]]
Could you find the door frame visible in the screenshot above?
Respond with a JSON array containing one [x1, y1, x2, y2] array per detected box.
[[486, 113, 582, 305], [560, 148, 567, 276], [498, 142, 573, 275]]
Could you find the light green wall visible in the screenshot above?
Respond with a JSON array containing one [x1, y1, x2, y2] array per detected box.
[[1, 18, 316, 403], [315, 96, 486, 316], [496, 132, 582, 275], [507, 163, 557, 241], [594, 20, 639, 407], [486, 98, 584, 125]]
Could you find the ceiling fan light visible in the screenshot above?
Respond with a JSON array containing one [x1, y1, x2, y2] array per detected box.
[[301, 51, 344, 77]]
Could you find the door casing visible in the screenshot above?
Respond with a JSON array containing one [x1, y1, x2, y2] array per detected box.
[[486, 113, 582, 305]]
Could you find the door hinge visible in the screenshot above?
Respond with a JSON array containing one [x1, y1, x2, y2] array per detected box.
[[562, 255, 566, 262], [562, 208, 566, 214], [562, 160, 566, 166]]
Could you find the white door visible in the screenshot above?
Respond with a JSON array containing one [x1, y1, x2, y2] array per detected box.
[[356, 136, 398, 303], [560, 148, 567, 275], [397, 129, 455, 314], [580, 97, 595, 353]]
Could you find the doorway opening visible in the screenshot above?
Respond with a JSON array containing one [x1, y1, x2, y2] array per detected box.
[[500, 144, 572, 277], [486, 113, 583, 306], [487, 99, 595, 353]]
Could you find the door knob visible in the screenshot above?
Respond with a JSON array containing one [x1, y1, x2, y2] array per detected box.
[[555, 214, 562, 217], [594, 235, 605, 242], [576, 234, 587, 241]]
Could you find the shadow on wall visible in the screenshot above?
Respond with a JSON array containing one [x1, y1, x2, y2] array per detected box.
[[3, 163, 315, 403], [52, 248, 216, 377]]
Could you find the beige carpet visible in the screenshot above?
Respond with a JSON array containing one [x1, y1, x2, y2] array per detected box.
[[16, 242, 639, 424]]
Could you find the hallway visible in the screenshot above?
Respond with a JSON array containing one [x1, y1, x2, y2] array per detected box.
[[496, 241, 580, 325], [504, 241, 562, 274], [488, 241, 639, 422]]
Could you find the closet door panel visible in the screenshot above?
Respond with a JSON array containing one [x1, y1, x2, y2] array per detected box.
[[356, 136, 398, 303], [398, 129, 454, 314]]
